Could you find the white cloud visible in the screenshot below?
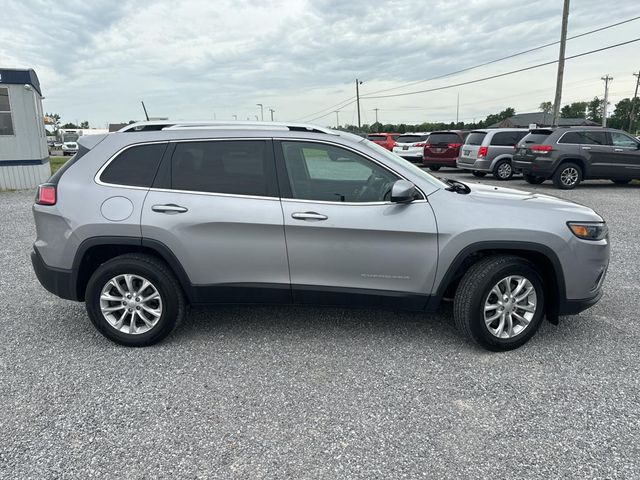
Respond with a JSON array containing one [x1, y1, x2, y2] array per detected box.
[[1, 0, 638, 127]]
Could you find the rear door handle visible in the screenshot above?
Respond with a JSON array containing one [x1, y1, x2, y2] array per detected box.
[[581, 146, 592, 150], [291, 211, 328, 221], [152, 204, 188, 214], [613, 148, 624, 152]]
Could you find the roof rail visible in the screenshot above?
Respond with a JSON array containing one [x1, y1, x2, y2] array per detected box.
[[117, 120, 338, 135]]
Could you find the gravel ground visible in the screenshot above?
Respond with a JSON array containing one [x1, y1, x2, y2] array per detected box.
[[1, 174, 639, 479]]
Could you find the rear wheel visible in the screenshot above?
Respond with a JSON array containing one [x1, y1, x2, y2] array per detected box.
[[493, 159, 513, 180], [428, 165, 441, 171], [523, 173, 545, 185], [85, 253, 186, 347], [553, 162, 582, 189], [453, 256, 545, 351], [472, 171, 487, 177], [611, 179, 631, 185]]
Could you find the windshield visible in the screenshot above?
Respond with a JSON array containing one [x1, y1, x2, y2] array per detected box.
[[63, 133, 79, 142], [359, 139, 448, 190], [427, 132, 461, 144], [396, 134, 429, 144]]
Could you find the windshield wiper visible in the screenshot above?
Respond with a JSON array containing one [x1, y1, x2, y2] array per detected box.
[[441, 178, 471, 194]]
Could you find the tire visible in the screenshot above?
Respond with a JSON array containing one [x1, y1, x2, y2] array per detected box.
[[472, 171, 487, 177], [428, 165, 441, 171], [453, 255, 545, 351], [523, 173, 545, 185], [611, 179, 631, 185], [493, 159, 513, 180], [553, 162, 582, 189], [85, 253, 186, 347]]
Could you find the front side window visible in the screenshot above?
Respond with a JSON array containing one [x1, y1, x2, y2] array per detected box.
[[100, 143, 167, 187], [281, 141, 398, 202], [581, 131, 607, 145], [171, 140, 277, 197], [0, 87, 14, 135], [610, 131, 638, 148]]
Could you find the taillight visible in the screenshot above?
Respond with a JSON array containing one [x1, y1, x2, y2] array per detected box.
[[424, 143, 431, 148], [447, 143, 462, 149], [477, 146, 488, 158], [415, 142, 426, 147], [531, 144, 553, 154], [36, 184, 56, 205]]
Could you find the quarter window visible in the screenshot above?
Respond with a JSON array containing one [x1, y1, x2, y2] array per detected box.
[[558, 131, 582, 144], [490, 132, 522, 146], [281, 142, 398, 202], [0, 87, 14, 136], [170, 140, 277, 197], [610, 131, 638, 148], [100, 143, 167, 187]]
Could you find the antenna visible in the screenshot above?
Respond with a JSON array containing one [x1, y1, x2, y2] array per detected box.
[[141, 101, 149, 121]]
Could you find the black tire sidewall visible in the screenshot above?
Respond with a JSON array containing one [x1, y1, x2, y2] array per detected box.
[[524, 174, 544, 184], [429, 166, 441, 171], [86, 258, 181, 346], [468, 263, 545, 350]]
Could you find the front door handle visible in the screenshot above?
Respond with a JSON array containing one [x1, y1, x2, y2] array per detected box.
[[613, 148, 624, 152], [581, 146, 592, 150], [291, 211, 328, 221], [152, 204, 188, 214]]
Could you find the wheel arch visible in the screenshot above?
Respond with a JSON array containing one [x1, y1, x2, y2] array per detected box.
[[554, 157, 587, 177], [72, 236, 193, 302], [429, 241, 565, 322]]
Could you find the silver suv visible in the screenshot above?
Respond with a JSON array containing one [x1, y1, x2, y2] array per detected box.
[[457, 128, 529, 180], [31, 122, 610, 350]]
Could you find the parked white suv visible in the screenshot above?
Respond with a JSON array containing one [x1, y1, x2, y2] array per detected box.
[[392, 133, 430, 163]]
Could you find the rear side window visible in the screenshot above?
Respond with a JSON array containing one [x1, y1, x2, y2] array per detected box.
[[490, 131, 524, 146], [520, 132, 551, 145], [170, 140, 277, 197], [100, 143, 167, 187], [427, 133, 461, 144], [558, 131, 582, 144], [465, 132, 486, 145]]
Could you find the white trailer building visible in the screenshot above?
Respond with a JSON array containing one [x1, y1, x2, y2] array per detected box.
[[0, 68, 50, 190]]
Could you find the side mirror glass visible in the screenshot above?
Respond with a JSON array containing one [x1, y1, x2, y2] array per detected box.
[[390, 179, 417, 203]]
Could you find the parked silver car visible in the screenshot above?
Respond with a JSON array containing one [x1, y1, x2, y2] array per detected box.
[[392, 132, 430, 163], [457, 128, 529, 180], [31, 121, 609, 350]]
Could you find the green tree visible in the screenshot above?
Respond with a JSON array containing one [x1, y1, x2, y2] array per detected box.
[[539, 101, 553, 114], [61, 122, 79, 129], [560, 101, 588, 118], [608, 97, 640, 131], [587, 97, 605, 124], [80, 120, 89, 128]]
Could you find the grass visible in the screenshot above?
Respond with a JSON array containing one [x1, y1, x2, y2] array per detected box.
[[49, 156, 67, 173]]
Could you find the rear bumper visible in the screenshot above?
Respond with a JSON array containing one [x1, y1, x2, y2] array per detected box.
[[513, 158, 555, 177], [423, 156, 458, 167], [31, 248, 78, 301], [457, 157, 493, 171]]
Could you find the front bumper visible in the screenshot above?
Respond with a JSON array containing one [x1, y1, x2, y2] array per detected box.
[[557, 288, 604, 315], [31, 248, 78, 301]]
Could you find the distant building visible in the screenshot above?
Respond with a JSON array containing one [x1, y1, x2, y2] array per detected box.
[[0, 68, 50, 190], [489, 112, 600, 128]]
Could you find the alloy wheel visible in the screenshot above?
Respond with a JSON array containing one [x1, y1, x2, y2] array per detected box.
[[560, 167, 579, 186], [497, 162, 512, 179], [483, 275, 537, 339]]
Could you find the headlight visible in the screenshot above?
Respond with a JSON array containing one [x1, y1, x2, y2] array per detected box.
[[567, 221, 608, 241]]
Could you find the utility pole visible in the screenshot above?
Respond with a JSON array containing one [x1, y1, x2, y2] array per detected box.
[[269, 108, 275, 121], [601, 75, 613, 127], [257, 103, 264, 121], [456, 93, 460, 124], [355, 79, 363, 129], [335, 110, 340, 128], [552, 0, 570, 127], [629, 70, 639, 132], [373, 108, 379, 124]]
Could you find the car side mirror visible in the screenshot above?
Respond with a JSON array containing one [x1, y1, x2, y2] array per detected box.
[[390, 180, 417, 203]]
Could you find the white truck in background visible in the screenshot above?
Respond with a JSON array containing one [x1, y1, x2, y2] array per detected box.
[[58, 128, 109, 155]]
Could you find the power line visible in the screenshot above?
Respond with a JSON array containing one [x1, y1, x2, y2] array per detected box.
[[363, 15, 640, 97], [305, 98, 357, 122], [361, 37, 640, 100], [292, 95, 355, 121]]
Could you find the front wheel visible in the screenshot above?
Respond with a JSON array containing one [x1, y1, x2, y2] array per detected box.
[[85, 253, 186, 347], [553, 162, 582, 189], [472, 171, 487, 178], [523, 173, 545, 185], [428, 165, 441, 171], [493, 159, 513, 180], [453, 256, 545, 351]]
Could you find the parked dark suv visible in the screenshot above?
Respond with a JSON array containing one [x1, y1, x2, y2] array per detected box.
[[422, 131, 467, 171], [513, 127, 640, 189]]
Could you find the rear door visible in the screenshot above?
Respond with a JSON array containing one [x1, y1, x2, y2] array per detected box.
[[577, 130, 614, 178], [609, 131, 640, 178], [275, 139, 438, 308], [141, 139, 290, 303]]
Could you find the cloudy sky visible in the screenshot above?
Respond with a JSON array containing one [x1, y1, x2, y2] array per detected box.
[[1, 0, 638, 128]]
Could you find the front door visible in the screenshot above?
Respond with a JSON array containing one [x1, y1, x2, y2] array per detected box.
[[275, 140, 439, 309], [141, 139, 290, 303], [609, 131, 640, 179]]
